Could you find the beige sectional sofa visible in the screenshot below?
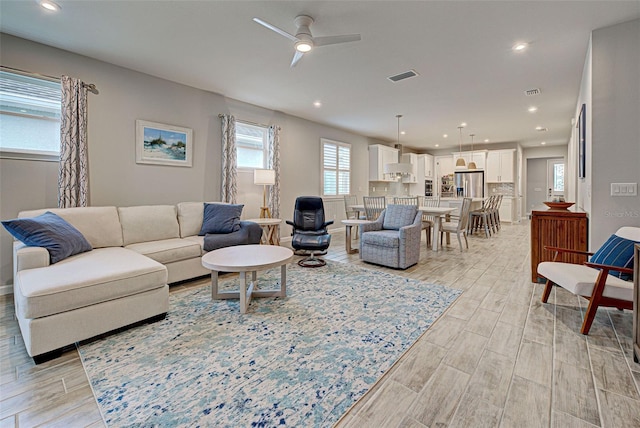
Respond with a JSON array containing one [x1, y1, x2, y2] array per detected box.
[[12, 202, 255, 362]]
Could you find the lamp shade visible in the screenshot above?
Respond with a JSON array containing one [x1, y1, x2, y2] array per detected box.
[[253, 169, 275, 185]]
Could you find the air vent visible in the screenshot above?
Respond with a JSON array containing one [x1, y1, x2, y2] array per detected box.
[[525, 88, 541, 96], [388, 70, 419, 83]]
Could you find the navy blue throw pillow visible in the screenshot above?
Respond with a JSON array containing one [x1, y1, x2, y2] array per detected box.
[[590, 234, 639, 280], [199, 203, 244, 235], [2, 211, 92, 264]]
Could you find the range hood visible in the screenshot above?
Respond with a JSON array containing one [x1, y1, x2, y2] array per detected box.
[[383, 162, 412, 175]]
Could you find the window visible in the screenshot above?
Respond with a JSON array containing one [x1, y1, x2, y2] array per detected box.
[[321, 138, 351, 196], [553, 163, 565, 192], [236, 121, 268, 168], [0, 69, 61, 158]]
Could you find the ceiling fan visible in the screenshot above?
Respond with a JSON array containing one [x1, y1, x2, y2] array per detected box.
[[253, 15, 361, 67]]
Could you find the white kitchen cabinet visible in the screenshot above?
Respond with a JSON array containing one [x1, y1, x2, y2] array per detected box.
[[401, 153, 418, 183], [435, 155, 454, 178], [369, 144, 398, 181], [409, 154, 435, 195], [424, 154, 434, 179], [453, 150, 487, 169], [497, 196, 520, 223], [486, 150, 515, 182]]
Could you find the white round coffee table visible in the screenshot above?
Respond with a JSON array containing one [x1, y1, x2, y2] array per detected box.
[[201, 245, 294, 313]]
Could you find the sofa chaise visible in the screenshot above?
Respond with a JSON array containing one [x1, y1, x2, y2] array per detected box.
[[8, 202, 261, 362]]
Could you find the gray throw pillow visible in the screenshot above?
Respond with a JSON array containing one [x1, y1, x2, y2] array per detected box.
[[2, 211, 93, 263], [199, 203, 244, 235]]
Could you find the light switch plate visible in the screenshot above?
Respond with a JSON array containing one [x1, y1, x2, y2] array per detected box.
[[611, 182, 637, 196]]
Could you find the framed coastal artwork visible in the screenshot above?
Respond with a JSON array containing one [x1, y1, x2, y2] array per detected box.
[[136, 120, 193, 167]]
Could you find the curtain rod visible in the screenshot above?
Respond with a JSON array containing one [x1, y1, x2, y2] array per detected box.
[[218, 114, 270, 129], [1, 65, 99, 95]]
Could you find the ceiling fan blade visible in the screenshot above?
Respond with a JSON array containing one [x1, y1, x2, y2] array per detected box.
[[290, 51, 304, 67], [253, 17, 298, 42], [313, 34, 361, 47]]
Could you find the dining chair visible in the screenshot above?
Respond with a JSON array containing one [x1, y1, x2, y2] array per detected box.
[[469, 194, 495, 238], [344, 194, 365, 220], [362, 196, 386, 221], [420, 196, 440, 248], [393, 196, 418, 206], [492, 194, 503, 232], [538, 226, 639, 334], [440, 197, 472, 251]]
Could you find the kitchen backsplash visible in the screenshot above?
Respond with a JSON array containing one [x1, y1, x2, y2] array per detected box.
[[488, 182, 515, 196], [368, 181, 410, 197]]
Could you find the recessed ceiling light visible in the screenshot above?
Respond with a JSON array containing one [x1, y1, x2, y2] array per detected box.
[[313, 100, 322, 108], [528, 106, 538, 113], [484, 139, 490, 143], [513, 42, 528, 51], [443, 134, 448, 138], [535, 126, 543, 131], [541, 141, 546, 145], [460, 122, 467, 127], [435, 144, 440, 147], [39, 0, 61, 11], [400, 131, 406, 135]]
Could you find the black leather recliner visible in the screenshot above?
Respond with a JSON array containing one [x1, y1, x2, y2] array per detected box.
[[286, 196, 333, 267]]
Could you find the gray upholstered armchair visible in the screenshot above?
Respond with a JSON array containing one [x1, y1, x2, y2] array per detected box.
[[359, 204, 423, 269]]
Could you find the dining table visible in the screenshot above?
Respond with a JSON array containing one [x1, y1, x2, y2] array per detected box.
[[351, 204, 457, 251]]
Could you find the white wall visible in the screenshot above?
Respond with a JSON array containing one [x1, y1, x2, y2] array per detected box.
[[575, 36, 593, 214], [586, 19, 640, 248], [0, 34, 382, 286], [521, 145, 568, 216]]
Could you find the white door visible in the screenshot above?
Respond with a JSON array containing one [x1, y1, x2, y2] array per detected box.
[[547, 158, 565, 200]]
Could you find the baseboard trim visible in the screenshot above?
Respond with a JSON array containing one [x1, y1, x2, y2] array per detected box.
[[0, 284, 14, 296]]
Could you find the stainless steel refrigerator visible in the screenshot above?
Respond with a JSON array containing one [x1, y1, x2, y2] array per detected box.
[[454, 170, 484, 198]]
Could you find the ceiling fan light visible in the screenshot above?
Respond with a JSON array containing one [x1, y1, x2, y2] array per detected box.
[[295, 41, 313, 52]]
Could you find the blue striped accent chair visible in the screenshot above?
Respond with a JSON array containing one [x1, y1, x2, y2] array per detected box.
[[359, 204, 422, 269]]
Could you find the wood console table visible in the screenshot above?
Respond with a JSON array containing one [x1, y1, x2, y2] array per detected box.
[[530, 206, 588, 283]]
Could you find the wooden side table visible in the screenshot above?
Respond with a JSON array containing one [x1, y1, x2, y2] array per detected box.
[[341, 219, 371, 254], [530, 206, 588, 283], [246, 218, 282, 245]]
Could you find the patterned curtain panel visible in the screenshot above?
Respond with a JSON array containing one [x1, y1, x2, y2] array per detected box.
[[58, 75, 89, 208], [220, 114, 237, 203], [268, 125, 281, 218]]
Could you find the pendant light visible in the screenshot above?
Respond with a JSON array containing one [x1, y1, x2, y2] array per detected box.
[[468, 134, 477, 169], [383, 114, 412, 179], [455, 126, 466, 167]]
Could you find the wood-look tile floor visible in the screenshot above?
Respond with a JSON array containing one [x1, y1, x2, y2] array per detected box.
[[1, 221, 639, 427]]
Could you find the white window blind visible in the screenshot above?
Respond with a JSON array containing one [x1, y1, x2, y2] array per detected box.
[[321, 138, 351, 196], [0, 69, 61, 157], [236, 121, 268, 169]]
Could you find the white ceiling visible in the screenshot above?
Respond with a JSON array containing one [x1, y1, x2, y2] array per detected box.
[[2, 1, 639, 150]]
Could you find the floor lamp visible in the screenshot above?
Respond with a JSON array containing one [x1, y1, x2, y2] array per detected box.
[[254, 169, 275, 218]]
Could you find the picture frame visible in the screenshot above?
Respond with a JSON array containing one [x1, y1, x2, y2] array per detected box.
[[136, 120, 193, 167], [578, 104, 586, 179]]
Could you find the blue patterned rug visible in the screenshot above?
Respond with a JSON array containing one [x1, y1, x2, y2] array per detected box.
[[78, 261, 461, 427]]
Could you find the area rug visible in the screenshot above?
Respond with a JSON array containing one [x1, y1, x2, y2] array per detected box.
[[78, 261, 461, 427]]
